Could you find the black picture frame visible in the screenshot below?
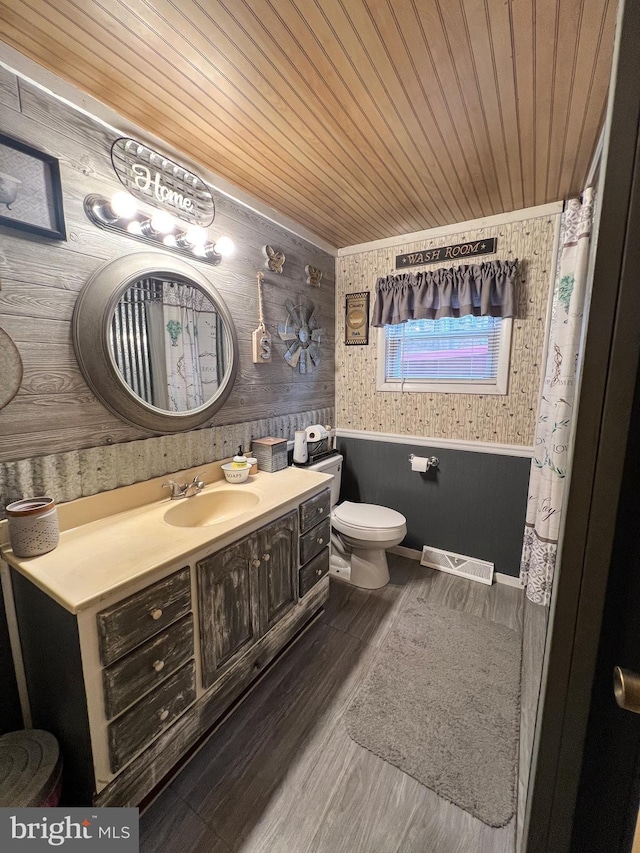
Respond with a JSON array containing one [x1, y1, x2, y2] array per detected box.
[[0, 133, 66, 241], [345, 291, 370, 346]]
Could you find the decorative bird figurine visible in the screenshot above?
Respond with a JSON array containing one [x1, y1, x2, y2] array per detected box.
[[263, 244, 286, 274], [305, 265, 323, 288]]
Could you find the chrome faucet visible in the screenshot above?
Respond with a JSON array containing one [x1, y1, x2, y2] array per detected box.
[[163, 473, 206, 499]]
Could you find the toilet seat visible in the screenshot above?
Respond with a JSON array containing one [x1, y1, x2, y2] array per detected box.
[[332, 501, 407, 542]]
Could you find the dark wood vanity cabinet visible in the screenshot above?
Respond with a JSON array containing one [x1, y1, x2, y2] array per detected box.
[[96, 568, 197, 773], [198, 534, 259, 689], [298, 490, 331, 597], [257, 511, 299, 632], [198, 510, 298, 690], [97, 567, 192, 665], [8, 491, 328, 808]]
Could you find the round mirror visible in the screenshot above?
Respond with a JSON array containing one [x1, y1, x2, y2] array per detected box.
[[73, 252, 238, 432]]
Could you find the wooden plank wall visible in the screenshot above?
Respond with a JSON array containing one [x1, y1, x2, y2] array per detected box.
[[0, 66, 335, 465]]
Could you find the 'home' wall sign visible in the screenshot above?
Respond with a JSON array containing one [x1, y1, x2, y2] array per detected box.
[[396, 237, 497, 269], [111, 138, 215, 226]]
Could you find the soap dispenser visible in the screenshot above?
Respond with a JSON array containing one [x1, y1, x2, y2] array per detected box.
[[232, 446, 248, 468]]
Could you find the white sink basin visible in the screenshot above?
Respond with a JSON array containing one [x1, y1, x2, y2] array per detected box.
[[163, 489, 260, 528]]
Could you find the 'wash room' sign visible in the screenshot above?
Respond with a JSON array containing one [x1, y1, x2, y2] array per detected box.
[[396, 237, 497, 269]]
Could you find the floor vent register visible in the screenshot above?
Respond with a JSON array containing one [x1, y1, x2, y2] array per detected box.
[[420, 545, 494, 585]]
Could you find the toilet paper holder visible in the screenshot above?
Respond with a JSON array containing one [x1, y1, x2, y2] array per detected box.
[[409, 453, 439, 471]]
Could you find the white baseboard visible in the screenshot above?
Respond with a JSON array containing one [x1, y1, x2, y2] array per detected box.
[[494, 572, 524, 588], [388, 545, 523, 588], [336, 428, 533, 458], [389, 545, 423, 560]]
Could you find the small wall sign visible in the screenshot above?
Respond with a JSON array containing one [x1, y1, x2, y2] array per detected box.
[[111, 138, 215, 226], [345, 291, 370, 346], [396, 237, 497, 269]]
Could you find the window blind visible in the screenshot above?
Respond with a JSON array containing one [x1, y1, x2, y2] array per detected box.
[[384, 316, 503, 383]]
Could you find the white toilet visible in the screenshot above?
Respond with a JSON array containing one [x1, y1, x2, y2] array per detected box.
[[307, 453, 407, 589]]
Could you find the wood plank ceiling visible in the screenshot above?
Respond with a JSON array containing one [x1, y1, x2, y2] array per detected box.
[[0, 0, 617, 248]]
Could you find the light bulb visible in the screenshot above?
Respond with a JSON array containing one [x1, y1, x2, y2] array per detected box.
[[213, 236, 234, 257], [110, 192, 137, 218], [192, 244, 207, 258], [185, 225, 208, 246], [151, 210, 175, 234], [126, 220, 143, 235], [163, 234, 177, 247]]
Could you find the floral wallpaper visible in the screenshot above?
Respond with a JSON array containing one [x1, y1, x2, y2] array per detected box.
[[335, 213, 560, 446]]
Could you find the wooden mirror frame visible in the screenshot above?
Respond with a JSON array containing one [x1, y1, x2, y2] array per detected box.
[[72, 252, 239, 433]]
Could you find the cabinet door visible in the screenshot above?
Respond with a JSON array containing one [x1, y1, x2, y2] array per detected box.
[[257, 510, 299, 634], [197, 535, 260, 690]]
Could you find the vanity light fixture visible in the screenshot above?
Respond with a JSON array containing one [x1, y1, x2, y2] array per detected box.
[[213, 236, 235, 257], [87, 191, 135, 225], [110, 191, 138, 219], [185, 224, 208, 246], [150, 210, 175, 234], [83, 192, 233, 266]]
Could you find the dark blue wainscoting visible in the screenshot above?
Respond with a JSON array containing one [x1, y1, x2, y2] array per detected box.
[[337, 436, 531, 578]]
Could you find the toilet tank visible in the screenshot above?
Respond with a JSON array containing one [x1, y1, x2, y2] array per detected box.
[[307, 453, 343, 507]]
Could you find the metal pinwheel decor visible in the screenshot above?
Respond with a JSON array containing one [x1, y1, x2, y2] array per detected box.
[[278, 299, 323, 374]]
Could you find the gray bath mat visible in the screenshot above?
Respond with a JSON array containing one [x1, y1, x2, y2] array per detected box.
[[344, 598, 521, 827]]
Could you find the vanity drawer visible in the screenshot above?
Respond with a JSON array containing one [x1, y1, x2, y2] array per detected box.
[[300, 517, 331, 566], [108, 660, 196, 773], [97, 567, 191, 666], [299, 548, 330, 598], [299, 489, 331, 535], [102, 615, 194, 720]]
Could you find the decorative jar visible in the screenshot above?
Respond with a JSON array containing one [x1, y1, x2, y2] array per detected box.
[[6, 497, 60, 558]]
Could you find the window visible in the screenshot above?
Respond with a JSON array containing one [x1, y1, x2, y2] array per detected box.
[[377, 314, 512, 394]]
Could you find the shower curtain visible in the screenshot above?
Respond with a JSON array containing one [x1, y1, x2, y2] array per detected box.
[[160, 282, 220, 412], [520, 189, 595, 606]]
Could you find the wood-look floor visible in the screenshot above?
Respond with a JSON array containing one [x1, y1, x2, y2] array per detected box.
[[140, 556, 526, 853]]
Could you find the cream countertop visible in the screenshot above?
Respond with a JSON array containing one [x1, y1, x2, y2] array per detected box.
[[0, 463, 332, 615]]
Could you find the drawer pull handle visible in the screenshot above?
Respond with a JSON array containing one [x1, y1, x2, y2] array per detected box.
[[252, 559, 261, 568], [159, 709, 169, 722], [316, 568, 323, 576], [262, 553, 270, 562], [150, 608, 163, 621], [153, 660, 165, 673], [319, 507, 324, 514], [317, 537, 324, 545]]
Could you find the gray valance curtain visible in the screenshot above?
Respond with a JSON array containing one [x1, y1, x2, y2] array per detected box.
[[372, 259, 518, 326]]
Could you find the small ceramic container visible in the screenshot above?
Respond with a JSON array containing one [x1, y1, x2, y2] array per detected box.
[[221, 463, 250, 483], [247, 457, 258, 475], [6, 497, 60, 558]]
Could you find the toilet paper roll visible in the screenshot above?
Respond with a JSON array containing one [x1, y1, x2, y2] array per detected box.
[[410, 455, 430, 472], [305, 424, 329, 442]]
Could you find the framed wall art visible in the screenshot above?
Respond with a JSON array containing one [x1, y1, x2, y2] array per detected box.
[[345, 291, 370, 346], [0, 133, 66, 240]]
